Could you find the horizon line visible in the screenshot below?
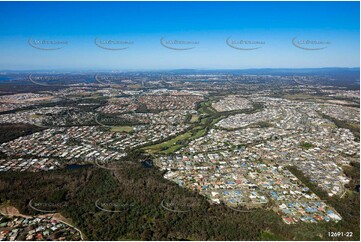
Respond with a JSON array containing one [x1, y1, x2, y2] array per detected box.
[[0, 67, 360, 72]]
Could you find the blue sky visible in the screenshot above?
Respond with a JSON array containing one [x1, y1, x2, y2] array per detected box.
[[0, 1, 359, 70]]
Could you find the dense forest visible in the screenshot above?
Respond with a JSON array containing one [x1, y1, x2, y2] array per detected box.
[[0, 123, 44, 144], [0, 161, 359, 241]]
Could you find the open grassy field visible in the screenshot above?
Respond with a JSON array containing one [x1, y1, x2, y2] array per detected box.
[[143, 131, 193, 154], [190, 114, 200, 123], [143, 125, 209, 154], [29, 114, 41, 119], [110, 126, 133, 132]]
